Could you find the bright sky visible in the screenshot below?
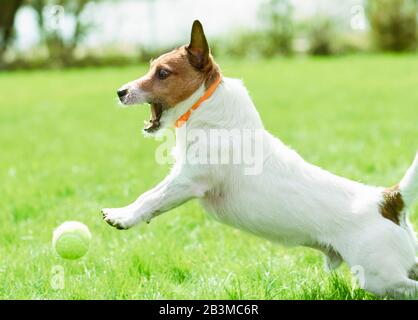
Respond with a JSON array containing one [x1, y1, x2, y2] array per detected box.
[[14, 0, 365, 51]]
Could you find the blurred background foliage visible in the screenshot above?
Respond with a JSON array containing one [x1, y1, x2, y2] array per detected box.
[[367, 0, 418, 51], [1, 0, 418, 70]]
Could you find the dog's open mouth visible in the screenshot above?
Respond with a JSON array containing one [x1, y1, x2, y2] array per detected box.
[[143, 103, 163, 133]]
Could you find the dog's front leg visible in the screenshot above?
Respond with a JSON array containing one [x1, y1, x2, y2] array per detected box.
[[102, 168, 207, 230]]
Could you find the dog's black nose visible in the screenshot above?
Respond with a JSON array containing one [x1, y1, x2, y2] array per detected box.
[[117, 89, 128, 98]]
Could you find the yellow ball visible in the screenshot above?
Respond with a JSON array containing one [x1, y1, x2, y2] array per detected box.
[[52, 221, 91, 260]]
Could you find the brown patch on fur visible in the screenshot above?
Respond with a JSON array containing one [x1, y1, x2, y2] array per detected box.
[[136, 46, 220, 109], [203, 60, 221, 88], [380, 184, 404, 225]]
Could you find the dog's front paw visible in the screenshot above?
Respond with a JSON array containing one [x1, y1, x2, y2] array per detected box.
[[101, 208, 137, 230]]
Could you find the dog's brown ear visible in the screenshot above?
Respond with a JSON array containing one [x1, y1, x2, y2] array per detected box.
[[186, 20, 209, 69]]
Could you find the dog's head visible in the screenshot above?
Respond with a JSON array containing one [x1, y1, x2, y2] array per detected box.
[[117, 20, 220, 133]]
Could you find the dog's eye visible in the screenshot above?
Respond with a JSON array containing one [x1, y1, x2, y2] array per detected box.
[[157, 69, 170, 80]]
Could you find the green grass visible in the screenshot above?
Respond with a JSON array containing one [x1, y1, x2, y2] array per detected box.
[[0, 55, 417, 299]]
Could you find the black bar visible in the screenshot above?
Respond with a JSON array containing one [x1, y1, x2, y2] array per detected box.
[[0, 299, 411, 318]]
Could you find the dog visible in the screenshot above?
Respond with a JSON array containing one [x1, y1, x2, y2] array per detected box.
[[103, 20, 418, 298]]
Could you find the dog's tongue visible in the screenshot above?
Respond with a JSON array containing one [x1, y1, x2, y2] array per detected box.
[[144, 103, 162, 132]]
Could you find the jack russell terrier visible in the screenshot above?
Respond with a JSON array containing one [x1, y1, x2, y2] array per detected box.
[[103, 20, 418, 298]]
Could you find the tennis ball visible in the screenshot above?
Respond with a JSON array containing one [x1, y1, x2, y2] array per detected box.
[[52, 221, 91, 260]]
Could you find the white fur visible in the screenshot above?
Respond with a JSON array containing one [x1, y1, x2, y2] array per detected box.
[[400, 152, 418, 207], [103, 77, 418, 298]]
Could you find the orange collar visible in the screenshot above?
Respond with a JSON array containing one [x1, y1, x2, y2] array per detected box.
[[175, 76, 222, 128]]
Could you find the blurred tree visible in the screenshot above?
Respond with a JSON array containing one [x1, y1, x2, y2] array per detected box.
[[0, 0, 23, 59], [224, 0, 294, 58], [258, 0, 294, 56], [30, 0, 95, 65], [367, 0, 418, 52], [307, 17, 337, 55]]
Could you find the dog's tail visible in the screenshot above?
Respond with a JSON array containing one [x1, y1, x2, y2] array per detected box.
[[399, 152, 418, 208]]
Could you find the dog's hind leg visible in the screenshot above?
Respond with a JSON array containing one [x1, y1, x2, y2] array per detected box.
[[324, 249, 344, 271], [356, 257, 418, 298], [349, 223, 418, 298], [365, 275, 418, 299], [306, 244, 343, 271]]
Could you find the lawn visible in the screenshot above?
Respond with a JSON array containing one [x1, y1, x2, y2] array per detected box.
[[0, 55, 417, 299]]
